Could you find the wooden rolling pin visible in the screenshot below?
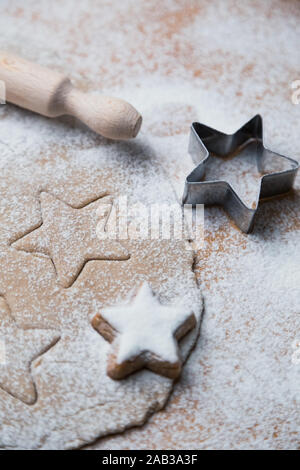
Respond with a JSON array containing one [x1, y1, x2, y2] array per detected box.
[[0, 51, 142, 140]]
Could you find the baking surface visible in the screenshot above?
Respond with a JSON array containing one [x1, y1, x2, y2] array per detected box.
[[0, 0, 299, 449]]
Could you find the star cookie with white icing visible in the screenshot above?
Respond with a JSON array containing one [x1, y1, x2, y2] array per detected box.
[[92, 282, 196, 379], [12, 192, 130, 288], [0, 296, 60, 405]]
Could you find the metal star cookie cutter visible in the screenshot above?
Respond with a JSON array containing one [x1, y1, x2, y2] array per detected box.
[[182, 115, 299, 233]]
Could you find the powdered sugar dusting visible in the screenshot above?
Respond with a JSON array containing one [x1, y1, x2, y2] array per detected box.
[[0, 104, 202, 448], [0, 0, 299, 451], [86, 0, 299, 451]]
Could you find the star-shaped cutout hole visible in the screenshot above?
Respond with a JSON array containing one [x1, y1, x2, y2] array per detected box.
[[92, 282, 196, 380], [0, 296, 60, 405], [12, 192, 130, 288]]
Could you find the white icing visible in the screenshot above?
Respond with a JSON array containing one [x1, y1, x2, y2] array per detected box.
[[101, 282, 194, 364]]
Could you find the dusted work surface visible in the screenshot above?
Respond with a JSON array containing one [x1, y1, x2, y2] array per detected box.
[[0, 0, 299, 450]]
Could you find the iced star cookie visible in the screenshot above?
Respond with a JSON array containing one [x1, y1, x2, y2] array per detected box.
[[92, 282, 196, 379]]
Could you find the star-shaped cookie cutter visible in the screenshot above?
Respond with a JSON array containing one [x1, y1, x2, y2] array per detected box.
[[182, 115, 299, 233]]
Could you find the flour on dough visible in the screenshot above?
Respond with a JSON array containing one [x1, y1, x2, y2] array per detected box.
[[0, 106, 203, 449]]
